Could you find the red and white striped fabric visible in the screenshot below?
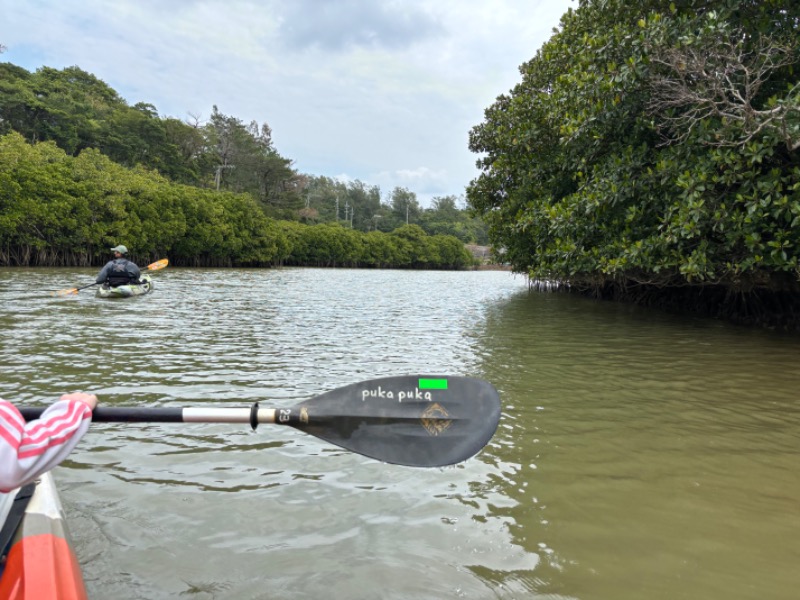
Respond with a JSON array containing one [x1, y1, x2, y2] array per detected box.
[[0, 399, 93, 493]]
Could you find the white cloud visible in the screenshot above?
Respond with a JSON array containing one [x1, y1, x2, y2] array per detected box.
[[370, 166, 449, 198], [275, 1, 443, 51], [0, 0, 574, 206]]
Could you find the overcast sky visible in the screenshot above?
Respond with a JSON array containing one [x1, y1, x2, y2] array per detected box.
[[1, 0, 574, 206]]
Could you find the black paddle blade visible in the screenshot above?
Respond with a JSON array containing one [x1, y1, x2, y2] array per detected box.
[[285, 375, 501, 467]]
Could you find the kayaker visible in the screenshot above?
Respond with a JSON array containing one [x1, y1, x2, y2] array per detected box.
[[96, 245, 141, 287], [0, 393, 97, 493]]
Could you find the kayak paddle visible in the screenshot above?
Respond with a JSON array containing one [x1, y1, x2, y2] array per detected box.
[[20, 376, 501, 467], [53, 258, 169, 296]]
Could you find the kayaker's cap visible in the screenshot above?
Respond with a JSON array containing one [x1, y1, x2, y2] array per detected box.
[[110, 245, 128, 254]]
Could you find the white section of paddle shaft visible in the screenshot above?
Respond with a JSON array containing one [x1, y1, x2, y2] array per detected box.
[[181, 407, 277, 424]]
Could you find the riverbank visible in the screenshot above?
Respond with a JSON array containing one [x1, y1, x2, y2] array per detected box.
[[531, 276, 800, 333]]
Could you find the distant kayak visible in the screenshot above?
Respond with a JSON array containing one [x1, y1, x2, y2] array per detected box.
[[96, 274, 152, 298], [0, 472, 87, 599]]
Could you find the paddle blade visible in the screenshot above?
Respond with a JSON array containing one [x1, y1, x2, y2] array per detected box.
[[53, 287, 79, 296], [52, 281, 99, 295], [146, 258, 169, 271], [288, 375, 501, 467]]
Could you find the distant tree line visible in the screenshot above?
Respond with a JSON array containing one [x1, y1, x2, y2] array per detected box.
[[0, 132, 474, 269], [0, 61, 488, 267], [299, 176, 488, 243]]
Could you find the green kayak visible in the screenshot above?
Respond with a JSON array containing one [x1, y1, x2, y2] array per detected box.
[[96, 274, 152, 298]]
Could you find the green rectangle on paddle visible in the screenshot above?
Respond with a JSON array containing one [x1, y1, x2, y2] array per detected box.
[[419, 378, 448, 390]]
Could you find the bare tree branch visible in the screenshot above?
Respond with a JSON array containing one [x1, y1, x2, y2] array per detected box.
[[647, 32, 800, 151]]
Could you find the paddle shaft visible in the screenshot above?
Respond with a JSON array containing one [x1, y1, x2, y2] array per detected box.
[[19, 405, 278, 427], [18, 404, 453, 429]]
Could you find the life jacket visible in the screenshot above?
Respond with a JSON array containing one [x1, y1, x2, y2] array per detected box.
[[106, 259, 138, 287]]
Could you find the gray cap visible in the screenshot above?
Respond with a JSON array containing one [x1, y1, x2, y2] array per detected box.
[[110, 245, 128, 254]]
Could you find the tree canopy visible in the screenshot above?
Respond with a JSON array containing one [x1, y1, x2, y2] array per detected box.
[[467, 0, 800, 325]]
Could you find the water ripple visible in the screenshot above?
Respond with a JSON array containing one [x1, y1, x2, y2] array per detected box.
[[4, 267, 800, 599]]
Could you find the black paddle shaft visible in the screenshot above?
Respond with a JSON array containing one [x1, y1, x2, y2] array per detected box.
[[19, 406, 186, 422]]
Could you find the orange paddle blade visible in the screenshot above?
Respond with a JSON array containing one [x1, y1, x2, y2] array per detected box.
[[146, 258, 169, 271], [53, 288, 79, 296]]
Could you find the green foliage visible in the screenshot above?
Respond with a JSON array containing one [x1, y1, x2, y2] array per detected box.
[[299, 177, 488, 243], [418, 195, 489, 243], [386, 187, 422, 230], [278, 221, 473, 269], [0, 132, 279, 266], [0, 132, 473, 270], [300, 175, 384, 229], [467, 0, 800, 294], [204, 106, 304, 216]]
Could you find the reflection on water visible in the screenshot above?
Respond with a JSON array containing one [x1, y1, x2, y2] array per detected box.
[[476, 293, 800, 600], [2, 267, 800, 599]]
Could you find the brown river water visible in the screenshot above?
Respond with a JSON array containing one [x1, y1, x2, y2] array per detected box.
[[1, 266, 799, 599]]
